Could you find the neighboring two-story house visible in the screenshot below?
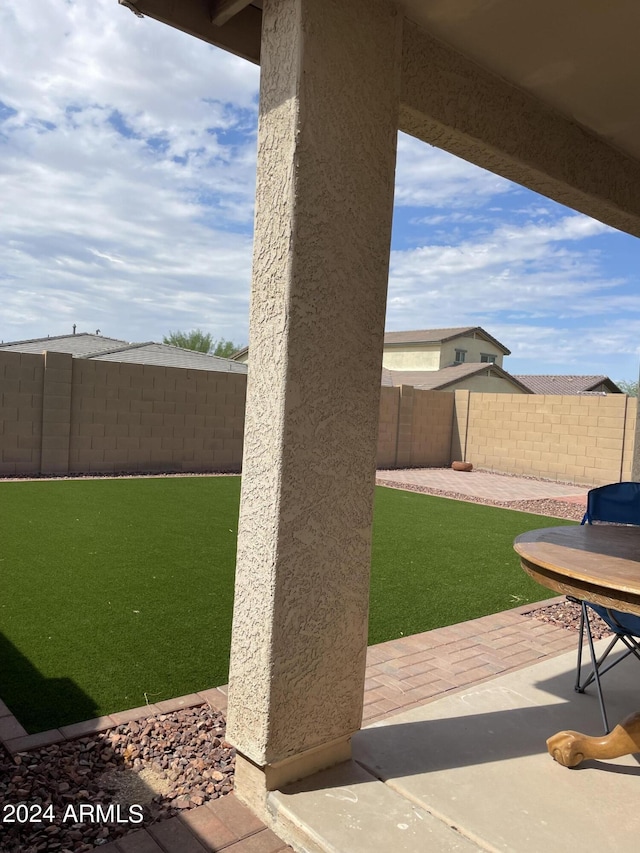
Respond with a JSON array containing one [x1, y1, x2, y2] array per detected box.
[[382, 326, 508, 370], [381, 326, 529, 394], [234, 325, 623, 396]]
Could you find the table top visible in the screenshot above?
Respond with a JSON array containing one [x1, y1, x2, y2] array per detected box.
[[514, 524, 640, 614]]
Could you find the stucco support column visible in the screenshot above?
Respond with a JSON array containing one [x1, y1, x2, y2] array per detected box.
[[227, 0, 401, 807]]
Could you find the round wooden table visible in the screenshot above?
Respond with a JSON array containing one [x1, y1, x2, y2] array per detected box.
[[514, 525, 640, 767]]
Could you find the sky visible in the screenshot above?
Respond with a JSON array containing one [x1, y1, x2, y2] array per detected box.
[[1, 0, 640, 381]]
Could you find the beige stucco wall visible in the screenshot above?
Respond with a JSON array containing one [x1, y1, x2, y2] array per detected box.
[[382, 335, 504, 371], [227, 0, 402, 779], [382, 344, 440, 371], [438, 336, 504, 369], [0, 350, 245, 476]]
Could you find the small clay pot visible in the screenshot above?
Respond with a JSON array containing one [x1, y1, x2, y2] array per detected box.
[[451, 461, 473, 472]]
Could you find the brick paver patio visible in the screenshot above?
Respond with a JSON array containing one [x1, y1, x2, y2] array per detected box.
[[362, 597, 576, 726], [376, 467, 589, 503]]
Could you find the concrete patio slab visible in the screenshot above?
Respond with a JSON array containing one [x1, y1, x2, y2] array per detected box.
[[352, 641, 640, 853], [271, 760, 481, 853], [377, 468, 589, 503]]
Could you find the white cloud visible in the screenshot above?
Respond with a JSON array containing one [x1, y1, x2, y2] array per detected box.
[[387, 214, 620, 332], [0, 0, 259, 344], [410, 212, 479, 226], [0, 1, 259, 117], [496, 320, 640, 377], [394, 133, 513, 208]]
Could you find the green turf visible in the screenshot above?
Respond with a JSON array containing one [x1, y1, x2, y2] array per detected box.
[[0, 477, 573, 732], [369, 487, 572, 644]]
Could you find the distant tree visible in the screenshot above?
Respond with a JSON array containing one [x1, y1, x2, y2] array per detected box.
[[163, 329, 244, 358], [617, 379, 639, 397], [211, 338, 242, 358], [164, 329, 213, 353]]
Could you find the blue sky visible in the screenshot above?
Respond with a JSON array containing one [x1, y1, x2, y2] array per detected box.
[[1, 0, 640, 382]]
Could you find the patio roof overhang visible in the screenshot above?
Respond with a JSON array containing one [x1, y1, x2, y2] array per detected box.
[[121, 0, 640, 237]]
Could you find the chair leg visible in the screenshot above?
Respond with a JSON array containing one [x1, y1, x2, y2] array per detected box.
[[578, 634, 621, 690], [583, 602, 611, 734], [573, 598, 586, 693], [569, 598, 633, 734]]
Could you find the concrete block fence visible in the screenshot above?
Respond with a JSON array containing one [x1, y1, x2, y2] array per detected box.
[[0, 350, 246, 477], [0, 349, 635, 486], [377, 386, 636, 486]]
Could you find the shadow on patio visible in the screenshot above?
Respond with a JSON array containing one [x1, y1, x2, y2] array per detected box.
[[272, 638, 640, 853]]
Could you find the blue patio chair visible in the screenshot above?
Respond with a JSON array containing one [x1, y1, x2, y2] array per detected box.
[[568, 481, 640, 733]]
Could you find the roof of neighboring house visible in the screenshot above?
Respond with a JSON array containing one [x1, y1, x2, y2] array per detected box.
[[514, 375, 622, 395], [381, 362, 530, 392], [383, 326, 511, 355], [0, 333, 128, 357], [0, 333, 248, 374], [89, 342, 247, 373], [231, 345, 249, 360]]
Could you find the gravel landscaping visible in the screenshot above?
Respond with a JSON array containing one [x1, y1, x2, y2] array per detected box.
[[0, 705, 234, 853], [524, 599, 611, 640]]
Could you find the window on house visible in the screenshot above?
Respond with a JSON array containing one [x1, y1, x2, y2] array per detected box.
[[454, 349, 466, 364], [480, 353, 497, 363]]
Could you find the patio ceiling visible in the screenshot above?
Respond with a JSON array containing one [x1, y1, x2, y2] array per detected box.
[[401, 0, 640, 163], [120, 0, 640, 237], [122, 1, 639, 157]]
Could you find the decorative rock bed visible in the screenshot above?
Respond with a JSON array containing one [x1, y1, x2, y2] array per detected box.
[[0, 705, 234, 853]]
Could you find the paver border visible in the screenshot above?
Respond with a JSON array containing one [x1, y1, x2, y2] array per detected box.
[[0, 598, 569, 755]]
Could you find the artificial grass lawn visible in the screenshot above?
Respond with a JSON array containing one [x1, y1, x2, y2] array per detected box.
[[0, 477, 573, 732], [369, 486, 572, 644]]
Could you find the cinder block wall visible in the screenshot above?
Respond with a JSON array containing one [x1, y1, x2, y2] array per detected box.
[[464, 393, 635, 486], [0, 350, 246, 476], [622, 398, 636, 480], [375, 386, 455, 469], [69, 360, 246, 474], [409, 389, 454, 466], [1, 349, 637, 486], [377, 386, 399, 468], [0, 351, 44, 476], [450, 389, 470, 462]]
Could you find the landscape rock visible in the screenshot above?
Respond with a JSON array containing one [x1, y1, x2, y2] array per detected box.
[[0, 705, 234, 853]]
